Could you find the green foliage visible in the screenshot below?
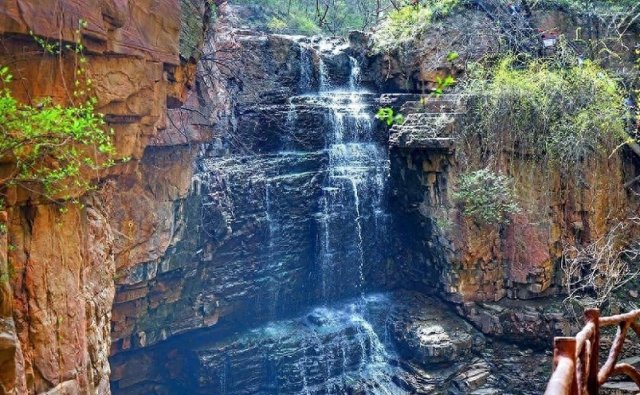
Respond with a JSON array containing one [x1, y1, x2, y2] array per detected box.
[[446, 51, 460, 62], [375, 107, 405, 126], [208, 0, 218, 16], [372, 0, 462, 53], [465, 55, 629, 170], [453, 169, 520, 225], [431, 52, 459, 96], [265, 13, 319, 35], [30, 31, 60, 54], [232, 0, 465, 36], [433, 213, 453, 232], [267, 17, 289, 32], [291, 14, 323, 35], [433, 75, 456, 96], [530, 0, 638, 13], [0, 20, 117, 200], [0, 259, 15, 283], [233, 0, 370, 35]]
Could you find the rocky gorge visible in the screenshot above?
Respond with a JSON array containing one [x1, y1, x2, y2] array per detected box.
[[0, 1, 639, 394]]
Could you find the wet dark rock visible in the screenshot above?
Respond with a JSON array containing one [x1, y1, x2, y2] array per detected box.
[[389, 292, 484, 364], [348, 31, 369, 56], [109, 5, 587, 394], [111, 292, 548, 395]]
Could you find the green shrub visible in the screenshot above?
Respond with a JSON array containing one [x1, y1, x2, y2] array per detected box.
[[290, 14, 322, 35], [0, 68, 115, 199], [453, 169, 520, 225], [0, 22, 117, 201], [464, 55, 629, 170], [372, 0, 462, 53], [267, 17, 288, 32], [375, 107, 405, 126]]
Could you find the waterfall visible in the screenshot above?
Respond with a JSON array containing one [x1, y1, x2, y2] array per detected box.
[[297, 54, 398, 393], [349, 56, 361, 91], [299, 45, 313, 92], [203, 39, 402, 395], [315, 56, 389, 301], [318, 57, 330, 92], [278, 47, 389, 302], [284, 99, 298, 150]]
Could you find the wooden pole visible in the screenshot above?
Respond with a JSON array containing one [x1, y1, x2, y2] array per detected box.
[[546, 337, 578, 395], [584, 309, 600, 395]]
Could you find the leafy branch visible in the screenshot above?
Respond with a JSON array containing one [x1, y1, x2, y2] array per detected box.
[[0, 19, 118, 202], [375, 106, 405, 126]]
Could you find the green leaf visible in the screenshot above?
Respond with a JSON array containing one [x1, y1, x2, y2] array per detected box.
[[446, 51, 459, 62]]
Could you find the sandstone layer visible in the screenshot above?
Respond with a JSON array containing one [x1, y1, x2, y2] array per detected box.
[[0, 1, 210, 393]]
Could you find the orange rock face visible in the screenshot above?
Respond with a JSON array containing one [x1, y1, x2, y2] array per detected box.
[[0, 0, 180, 64], [390, 99, 632, 305], [0, 1, 204, 393], [428, 149, 630, 303], [6, 203, 115, 395], [0, 1, 181, 173]]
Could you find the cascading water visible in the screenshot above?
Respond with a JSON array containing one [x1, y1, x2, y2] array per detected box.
[[277, 38, 391, 303], [314, 65, 389, 301], [205, 294, 404, 395], [245, 42, 402, 394], [300, 44, 314, 91], [192, 38, 404, 394]]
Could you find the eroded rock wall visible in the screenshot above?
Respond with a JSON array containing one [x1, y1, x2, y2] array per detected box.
[[385, 7, 640, 345], [0, 1, 210, 393]]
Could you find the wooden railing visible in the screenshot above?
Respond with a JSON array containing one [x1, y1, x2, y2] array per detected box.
[[545, 308, 640, 395]]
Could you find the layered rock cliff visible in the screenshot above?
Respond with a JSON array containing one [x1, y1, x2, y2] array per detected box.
[[108, 4, 553, 394], [0, 1, 211, 393], [385, 7, 640, 345], [0, 1, 638, 395], [106, 4, 640, 394]]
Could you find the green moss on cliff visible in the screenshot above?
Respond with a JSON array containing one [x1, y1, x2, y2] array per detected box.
[[465, 55, 629, 171], [180, 0, 211, 61], [372, 0, 463, 54]]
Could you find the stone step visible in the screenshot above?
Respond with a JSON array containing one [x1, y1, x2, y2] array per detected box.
[[378, 94, 468, 115], [389, 135, 456, 150], [389, 111, 459, 150], [400, 98, 467, 114], [401, 112, 464, 124], [601, 381, 640, 395], [391, 113, 459, 134]]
